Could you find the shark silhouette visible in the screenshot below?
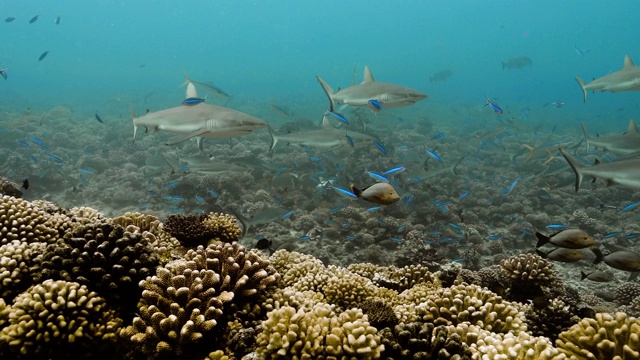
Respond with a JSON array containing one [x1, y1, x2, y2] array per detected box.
[[576, 55, 640, 102]]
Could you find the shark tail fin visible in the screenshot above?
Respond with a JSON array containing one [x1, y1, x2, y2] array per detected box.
[[316, 75, 336, 112], [581, 123, 591, 153], [267, 126, 278, 151], [558, 147, 584, 192], [131, 104, 138, 144], [230, 209, 250, 237], [576, 77, 588, 103]]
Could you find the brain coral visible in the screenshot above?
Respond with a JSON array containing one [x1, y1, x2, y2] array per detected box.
[[556, 312, 640, 360], [256, 302, 384, 359], [0, 279, 122, 360]]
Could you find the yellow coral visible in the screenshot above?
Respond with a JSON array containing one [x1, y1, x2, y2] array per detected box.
[[556, 312, 640, 360], [0, 195, 59, 245]]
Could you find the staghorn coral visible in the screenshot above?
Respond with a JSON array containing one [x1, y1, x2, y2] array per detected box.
[[163, 212, 241, 246], [33, 223, 159, 316], [122, 242, 279, 359], [0, 240, 45, 300], [556, 312, 640, 360], [0, 195, 59, 245], [413, 283, 526, 334], [0, 279, 122, 360], [256, 302, 384, 359], [379, 322, 472, 360]]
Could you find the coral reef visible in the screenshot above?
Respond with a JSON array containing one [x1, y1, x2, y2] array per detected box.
[[162, 212, 241, 246], [556, 312, 640, 360], [0, 279, 122, 360], [0, 195, 59, 245], [379, 322, 472, 359]]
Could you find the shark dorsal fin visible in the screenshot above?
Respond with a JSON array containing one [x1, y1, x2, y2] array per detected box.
[[627, 119, 639, 134], [185, 82, 199, 99], [623, 55, 635, 69], [362, 66, 375, 83]]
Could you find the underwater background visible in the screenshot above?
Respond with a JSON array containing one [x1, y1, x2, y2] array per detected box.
[[0, 1, 640, 359]]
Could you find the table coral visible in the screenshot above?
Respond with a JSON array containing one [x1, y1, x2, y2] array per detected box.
[[0, 279, 122, 359], [556, 312, 640, 360]]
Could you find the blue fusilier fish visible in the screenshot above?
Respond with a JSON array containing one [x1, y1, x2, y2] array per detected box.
[[368, 99, 382, 112], [366, 170, 389, 183], [182, 97, 206, 106], [373, 140, 387, 155], [552, 100, 564, 108], [94, 110, 104, 123], [324, 111, 349, 125], [485, 96, 503, 114], [38, 50, 49, 62]]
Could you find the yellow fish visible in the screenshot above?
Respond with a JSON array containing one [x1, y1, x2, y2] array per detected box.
[[350, 183, 400, 205]]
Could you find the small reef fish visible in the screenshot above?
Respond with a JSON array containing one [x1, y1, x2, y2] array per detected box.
[[373, 140, 387, 155], [574, 46, 590, 56], [535, 229, 595, 249], [4, 17, 15, 23], [580, 270, 614, 282], [501, 56, 532, 70], [324, 111, 349, 125], [55, 15, 61, 25], [368, 100, 382, 112], [350, 182, 400, 205], [551, 100, 564, 108], [182, 97, 206, 106], [485, 96, 503, 114], [536, 248, 583, 262], [255, 238, 273, 251], [38, 51, 49, 62], [94, 110, 104, 123], [592, 248, 640, 280], [22, 179, 29, 190], [29, 14, 39, 24], [429, 69, 453, 83]]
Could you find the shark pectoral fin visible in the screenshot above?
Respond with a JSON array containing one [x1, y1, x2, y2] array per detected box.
[[165, 130, 208, 146]]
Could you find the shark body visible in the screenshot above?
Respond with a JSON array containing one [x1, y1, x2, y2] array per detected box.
[[576, 55, 640, 102], [559, 147, 640, 191], [582, 120, 640, 155], [317, 66, 427, 111], [132, 83, 266, 148], [268, 116, 375, 151]]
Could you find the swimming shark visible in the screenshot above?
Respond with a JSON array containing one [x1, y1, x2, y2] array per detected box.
[[268, 116, 375, 151], [582, 120, 640, 154], [316, 66, 427, 111], [231, 207, 290, 236], [559, 147, 640, 191], [160, 152, 248, 177], [576, 55, 640, 102], [132, 83, 266, 148]]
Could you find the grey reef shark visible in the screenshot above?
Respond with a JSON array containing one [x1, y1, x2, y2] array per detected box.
[[576, 55, 640, 102], [131, 82, 266, 149], [559, 147, 640, 192], [582, 119, 640, 155], [316, 66, 427, 112]]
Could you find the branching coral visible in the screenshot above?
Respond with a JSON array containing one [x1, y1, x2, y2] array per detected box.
[[121, 242, 279, 359], [413, 283, 526, 334], [524, 298, 579, 342], [379, 322, 472, 360], [162, 212, 241, 246], [256, 302, 384, 359], [0, 279, 122, 360], [0, 195, 59, 245], [556, 312, 640, 360], [33, 223, 159, 315], [0, 240, 44, 300]]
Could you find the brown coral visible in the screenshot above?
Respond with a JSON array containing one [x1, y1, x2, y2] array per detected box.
[[163, 212, 241, 246], [0, 195, 59, 245]]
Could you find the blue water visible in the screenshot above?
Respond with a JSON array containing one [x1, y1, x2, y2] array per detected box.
[[1, 1, 639, 125]]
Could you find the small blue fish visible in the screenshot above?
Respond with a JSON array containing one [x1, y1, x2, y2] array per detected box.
[[178, 165, 190, 172], [459, 190, 471, 201], [625, 233, 640, 239], [273, 195, 283, 204], [78, 177, 89, 185], [504, 177, 520, 196], [425, 149, 442, 163], [373, 140, 387, 155], [367, 206, 382, 212], [207, 188, 219, 197], [195, 195, 205, 202], [47, 154, 64, 163], [345, 133, 355, 148], [368, 99, 382, 112], [28, 137, 43, 145], [17, 140, 29, 147], [485, 96, 503, 114], [281, 210, 295, 219], [163, 181, 179, 189], [574, 46, 590, 56], [79, 168, 94, 175], [431, 132, 445, 140], [347, 235, 357, 241], [622, 202, 640, 211], [487, 235, 502, 240], [298, 235, 311, 241], [40, 145, 50, 151], [366, 170, 389, 183], [546, 224, 568, 229], [328, 185, 358, 200], [29, 155, 38, 163], [329, 205, 343, 213], [402, 194, 415, 206], [382, 166, 406, 176], [603, 231, 622, 239], [397, 225, 405, 232], [341, 222, 350, 228], [391, 237, 403, 243], [451, 258, 466, 263], [325, 111, 349, 125], [375, 218, 386, 225], [182, 97, 206, 106], [146, 190, 157, 196], [551, 100, 564, 108], [436, 203, 448, 214]]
